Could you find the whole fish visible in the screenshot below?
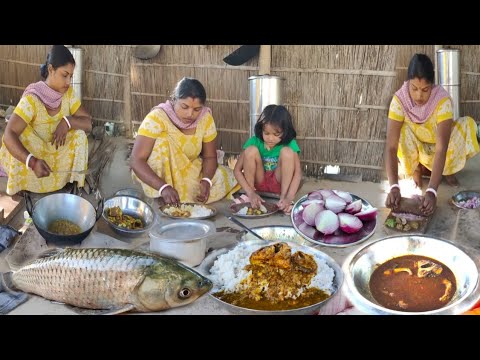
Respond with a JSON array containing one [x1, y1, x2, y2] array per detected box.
[[1, 247, 212, 314]]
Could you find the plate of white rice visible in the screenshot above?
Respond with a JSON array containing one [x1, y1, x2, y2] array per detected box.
[[160, 203, 217, 220], [198, 239, 344, 315]]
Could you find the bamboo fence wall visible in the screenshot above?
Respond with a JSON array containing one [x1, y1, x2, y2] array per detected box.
[[1, 45, 479, 182]]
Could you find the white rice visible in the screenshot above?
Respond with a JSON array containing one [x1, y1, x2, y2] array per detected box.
[[189, 205, 213, 217], [208, 242, 336, 296]]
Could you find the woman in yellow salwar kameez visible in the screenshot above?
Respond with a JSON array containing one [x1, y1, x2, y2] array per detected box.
[[0, 45, 92, 195], [385, 54, 479, 216], [130, 77, 238, 205]]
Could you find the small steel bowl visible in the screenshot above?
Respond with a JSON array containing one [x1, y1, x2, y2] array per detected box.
[[451, 190, 480, 210], [102, 195, 156, 238]]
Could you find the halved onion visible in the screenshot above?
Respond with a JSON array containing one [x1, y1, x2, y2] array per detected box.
[[315, 210, 339, 235], [344, 199, 362, 214], [324, 195, 347, 214], [302, 202, 324, 226], [355, 208, 378, 221], [332, 190, 353, 204], [338, 213, 364, 234]]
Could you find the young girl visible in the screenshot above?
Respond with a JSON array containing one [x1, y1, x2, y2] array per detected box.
[[234, 104, 302, 213]]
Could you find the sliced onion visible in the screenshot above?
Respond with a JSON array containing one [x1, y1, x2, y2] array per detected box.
[[302, 202, 324, 226], [319, 189, 335, 198], [298, 221, 319, 239], [344, 199, 362, 214], [307, 191, 324, 200], [338, 213, 364, 234], [332, 190, 353, 204], [315, 210, 339, 235], [355, 208, 378, 221], [324, 195, 347, 214], [302, 199, 325, 207]]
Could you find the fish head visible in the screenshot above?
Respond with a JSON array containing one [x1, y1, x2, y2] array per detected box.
[[136, 260, 213, 311]]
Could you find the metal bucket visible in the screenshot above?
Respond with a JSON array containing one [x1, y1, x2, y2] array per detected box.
[[248, 75, 284, 137], [436, 48, 461, 120], [66, 46, 84, 100]]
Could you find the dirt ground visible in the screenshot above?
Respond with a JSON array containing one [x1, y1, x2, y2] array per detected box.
[[1, 135, 479, 315]]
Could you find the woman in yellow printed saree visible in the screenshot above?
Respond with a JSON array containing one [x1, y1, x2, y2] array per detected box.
[[130, 77, 238, 204], [0, 45, 92, 195], [385, 53, 479, 216]]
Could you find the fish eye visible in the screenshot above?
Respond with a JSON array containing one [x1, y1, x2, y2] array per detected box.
[[179, 288, 192, 298]]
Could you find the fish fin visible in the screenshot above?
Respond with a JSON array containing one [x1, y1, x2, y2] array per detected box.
[[35, 248, 65, 259], [0, 272, 15, 291], [65, 304, 136, 315]]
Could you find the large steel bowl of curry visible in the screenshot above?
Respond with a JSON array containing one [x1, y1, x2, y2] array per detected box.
[[198, 237, 344, 315], [25, 193, 103, 246], [343, 235, 480, 315]]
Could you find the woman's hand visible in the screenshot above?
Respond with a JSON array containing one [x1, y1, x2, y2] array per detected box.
[[51, 119, 70, 149], [161, 186, 180, 205], [196, 180, 211, 203], [32, 158, 52, 178], [277, 197, 294, 214], [420, 192, 437, 216], [247, 191, 264, 209], [385, 188, 401, 209]]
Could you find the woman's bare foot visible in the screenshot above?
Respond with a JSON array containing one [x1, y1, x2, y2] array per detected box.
[[413, 166, 423, 188], [444, 174, 459, 187]]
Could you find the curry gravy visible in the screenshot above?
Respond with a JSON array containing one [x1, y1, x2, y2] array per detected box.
[[369, 255, 456, 312], [214, 288, 329, 311]]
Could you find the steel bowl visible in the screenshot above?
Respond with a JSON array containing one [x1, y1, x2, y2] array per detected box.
[[451, 190, 480, 209], [149, 220, 216, 267], [102, 195, 156, 238], [343, 235, 480, 315], [25, 193, 103, 246], [198, 239, 344, 315]]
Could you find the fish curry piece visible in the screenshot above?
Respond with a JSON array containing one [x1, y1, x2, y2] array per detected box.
[[106, 206, 144, 230], [245, 243, 318, 302], [370, 255, 456, 312]]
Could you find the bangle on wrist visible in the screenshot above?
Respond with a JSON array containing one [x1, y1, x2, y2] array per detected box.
[[389, 183, 400, 192], [425, 187, 437, 198], [26, 153, 34, 169], [158, 183, 172, 196], [201, 177, 213, 187], [63, 116, 71, 129]]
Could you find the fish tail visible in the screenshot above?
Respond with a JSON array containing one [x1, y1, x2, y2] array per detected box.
[[0, 272, 28, 315]]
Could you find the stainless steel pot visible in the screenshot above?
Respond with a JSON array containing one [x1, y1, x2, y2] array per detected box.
[[25, 193, 103, 246], [343, 235, 480, 315]]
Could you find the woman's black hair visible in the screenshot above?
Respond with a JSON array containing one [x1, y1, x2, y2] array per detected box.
[[40, 45, 75, 80], [171, 77, 207, 104], [254, 104, 296, 145], [407, 53, 435, 84]]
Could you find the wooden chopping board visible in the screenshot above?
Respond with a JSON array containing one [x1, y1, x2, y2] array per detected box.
[[384, 197, 433, 235]]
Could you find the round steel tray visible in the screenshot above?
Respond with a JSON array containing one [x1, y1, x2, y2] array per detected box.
[[229, 201, 279, 219], [291, 192, 377, 248], [451, 190, 480, 210]]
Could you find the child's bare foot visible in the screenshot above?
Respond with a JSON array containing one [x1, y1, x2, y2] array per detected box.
[[421, 164, 431, 177], [444, 174, 459, 187], [413, 166, 423, 188]]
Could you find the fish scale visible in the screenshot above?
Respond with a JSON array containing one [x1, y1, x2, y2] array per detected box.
[[8, 247, 212, 313]]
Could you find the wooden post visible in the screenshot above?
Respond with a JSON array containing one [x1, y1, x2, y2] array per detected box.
[[259, 45, 271, 75], [124, 62, 133, 138]]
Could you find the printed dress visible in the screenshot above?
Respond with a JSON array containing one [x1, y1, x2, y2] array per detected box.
[[388, 95, 479, 176], [0, 87, 88, 195], [133, 108, 238, 203]]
